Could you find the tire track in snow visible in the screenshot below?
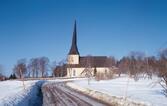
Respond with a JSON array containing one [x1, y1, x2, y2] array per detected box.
[[42, 82, 108, 106]]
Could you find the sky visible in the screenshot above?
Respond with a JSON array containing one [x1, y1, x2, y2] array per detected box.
[[0, 0, 167, 76]]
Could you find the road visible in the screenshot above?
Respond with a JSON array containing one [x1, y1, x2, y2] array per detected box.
[[42, 82, 109, 106]]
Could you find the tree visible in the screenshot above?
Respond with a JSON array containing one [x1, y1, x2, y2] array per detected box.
[[118, 57, 130, 74], [118, 56, 133, 77], [81, 55, 93, 85], [28, 58, 39, 78], [106, 56, 118, 78], [51, 61, 57, 77], [59, 59, 67, 77], [119, 52, 146, 100], [13, 59, 27, 79], [127, 51, 146, 80], [53, 59, 67, 77], [157, 48, 167, 96], [0, 64, 6, 81], [0, 64, 3, 76], [13, 59, 27, 90], [38, 57, 49, 77], [9, 73, 16, 79], [144, 56, 158, 79]]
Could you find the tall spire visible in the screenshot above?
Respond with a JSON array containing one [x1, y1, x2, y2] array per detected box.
[[68, 20, 80, 55]]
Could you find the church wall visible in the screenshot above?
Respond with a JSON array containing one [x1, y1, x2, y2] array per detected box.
[[67, 68, 84, 77], [67, 55, 79, 64], [66, 67, 110, 77]]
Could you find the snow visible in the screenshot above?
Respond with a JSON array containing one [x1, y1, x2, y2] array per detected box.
[[67, 82, 148, 106], [72, 76, 167, 106], [1, 77, 166, 106], [0, 80, 44, 106], [42, 82, 105, 106], [0, 78, 85, 106]]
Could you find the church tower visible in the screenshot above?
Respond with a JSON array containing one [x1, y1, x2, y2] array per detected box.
[[68, 21, 80, 64]]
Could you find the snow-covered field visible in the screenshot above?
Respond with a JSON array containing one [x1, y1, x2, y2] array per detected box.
[[1, 77, 166, 106], [0, 80, 44, 106], [72, 76, 167, 106], [0, 78, 85, 106]]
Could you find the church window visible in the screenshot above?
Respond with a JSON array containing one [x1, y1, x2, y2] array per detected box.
[[73, 70, 76, 76]]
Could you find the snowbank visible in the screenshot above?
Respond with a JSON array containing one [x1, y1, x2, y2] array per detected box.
[[69, 77, 167, 106], [0, 80, 45, 106], [67, 82, 148, 106]]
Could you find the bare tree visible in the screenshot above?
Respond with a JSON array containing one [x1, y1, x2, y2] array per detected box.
[[144, 56, 158, 79], [38, 57, 49, 78], [158, 48, 167, 96], [13, 59, 27, 79], [0, 64, 6, 81], [118, 56, 133, 77], [106, 56, 118, 78], [118, 57, 130, 74], [13, 59, 27, 90], [119, 51, 146, 100], [28, 58, 35, 78], [28, 58, 39, 78], [53, 59, 67, 77], [127, 51, 146, 80], [81, 55, 93, 85], [0, 64, 3, 76], [58, 59, 67, 77], [51, 61, 57, 77]]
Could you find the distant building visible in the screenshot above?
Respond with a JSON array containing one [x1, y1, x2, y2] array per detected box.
[[0, 75, 6, 81], [66, 21, 118, 78]]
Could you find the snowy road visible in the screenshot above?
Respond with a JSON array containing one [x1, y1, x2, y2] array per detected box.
[[42, 82, 108, 106]]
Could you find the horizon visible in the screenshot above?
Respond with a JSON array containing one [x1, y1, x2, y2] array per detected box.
[[0, 0, 167, 76]]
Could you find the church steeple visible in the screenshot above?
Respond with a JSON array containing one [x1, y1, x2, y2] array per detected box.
[[69, 20, 80, 55]]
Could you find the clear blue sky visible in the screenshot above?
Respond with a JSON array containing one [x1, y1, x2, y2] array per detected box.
[[0, 0, 167, 76]]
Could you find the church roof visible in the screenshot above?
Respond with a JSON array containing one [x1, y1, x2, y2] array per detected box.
[[67, 56, 109, 68], [68, 21, 80, 55]]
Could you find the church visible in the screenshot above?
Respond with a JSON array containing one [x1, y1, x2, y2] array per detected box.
[[66, 21, 118, 78]]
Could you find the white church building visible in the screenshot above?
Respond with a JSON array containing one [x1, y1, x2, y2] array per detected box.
[[66, 21, 118, 78]]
